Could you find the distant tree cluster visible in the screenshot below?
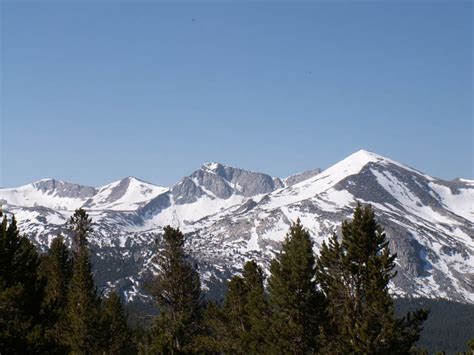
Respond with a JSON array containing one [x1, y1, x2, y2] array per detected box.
[[1, 204, 472, 354]]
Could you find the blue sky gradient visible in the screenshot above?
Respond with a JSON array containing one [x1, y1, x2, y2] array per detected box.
[[1, 1, 472, 187]]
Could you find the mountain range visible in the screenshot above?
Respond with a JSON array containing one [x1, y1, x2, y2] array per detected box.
[[1, 150, 472, 305]]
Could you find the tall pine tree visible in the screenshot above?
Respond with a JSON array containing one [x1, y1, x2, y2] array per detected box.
[[0, 215, 44, 353], [101, 292, 135, 354], [68, 208, 92, 253], [224, 260, 269, 354], [39, 235, 73, 353], [316, 203, 428, 354], [64, 208, 102, 353], [200, 260, 269, 354], [267, 219, 324, 354], [148, 225, 203, 354]]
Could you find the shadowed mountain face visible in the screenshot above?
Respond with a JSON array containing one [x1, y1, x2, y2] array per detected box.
[[284, 168, 322, 186], [170, 162, 284, 202], [32, 179, 97, 199], [1, 150, 472, 305]]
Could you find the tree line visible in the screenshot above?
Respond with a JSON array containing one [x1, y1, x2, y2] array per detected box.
[[0, 204, 472, 354]]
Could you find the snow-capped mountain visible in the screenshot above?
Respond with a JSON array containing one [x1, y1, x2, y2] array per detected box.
[[0, 179, 96, 210], [137, 162, 284, 228], [186, 150, 473, 302], [82, 177, 167, 211], [0, 177, 167, 212], [1, 150, 472, 305]]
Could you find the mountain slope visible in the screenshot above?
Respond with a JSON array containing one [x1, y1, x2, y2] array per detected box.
[[188, 150, 473, 302], [82, 177, 167, 211], [137, 162, 283, 229], [0, 179, 96, 210]]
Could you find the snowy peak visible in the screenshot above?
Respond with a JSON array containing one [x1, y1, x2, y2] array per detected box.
[[338, 149, 430, 179], [318, 149, 384, 181], [258, 150, 474, 224], [262, 151, 385, 208], [0, 179, 96, 210], [137, 164, 285, 227], [0, 177, 167, 212], [83, 177, 167, 211], [167, 163, 283, 203], [193, 163, 283, 198], [201, 162, 223, 173]]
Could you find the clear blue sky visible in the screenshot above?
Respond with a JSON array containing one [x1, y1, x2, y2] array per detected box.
[[1, 1, 472, 187]]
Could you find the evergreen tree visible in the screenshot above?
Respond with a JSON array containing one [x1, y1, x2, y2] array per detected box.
[[101, 292, 135, 354], [199, 260, 269, 353], [64, 209, 102, 353], [267, 219, 324, 354], [148, 225, 203, 354], [316, 203, 428, 354], [39, 235, 73, 353], [221, 260, 269, 354], [0, 215, 44, 353], [68, 208, 92, 253], [195, 301, 228, 353]]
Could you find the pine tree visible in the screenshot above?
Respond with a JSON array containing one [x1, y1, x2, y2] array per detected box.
[[39, 235, 73, 353], [195, 301, 228, 353], [221, 260, 269, 354], [148, 225, 203, 354], [64, 209, 102, 353], [101, 292, 135, 354], [199, 260, 269, 353], [68, 208, 92, 253], [267, 219, 324, 354], [0, 215, 44, 353], [316, 203, 428, 354]]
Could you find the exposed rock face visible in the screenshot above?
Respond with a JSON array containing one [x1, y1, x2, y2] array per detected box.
[[186, 162, 284, 199], [284, 169, 322, 187], [33, 179, 97, 199]]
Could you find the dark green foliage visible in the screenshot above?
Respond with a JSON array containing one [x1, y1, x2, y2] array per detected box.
[[147, 225, 203, 354], [267, 219, 324, 354], [201, 260, 269, 353], [236, 261, 269, 353], [316, 203, 428, 354], [0, 215, 44, 354], [68, 208, 93, 252], [194, 301, 228, 353], [64, 209, 102, 353], [64, 243, 102, 353], [39, 235, 73, 352], [101, 292, 136, 354]]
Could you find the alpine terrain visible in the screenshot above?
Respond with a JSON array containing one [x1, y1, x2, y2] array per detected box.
[[1, 150, 472, 306]]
